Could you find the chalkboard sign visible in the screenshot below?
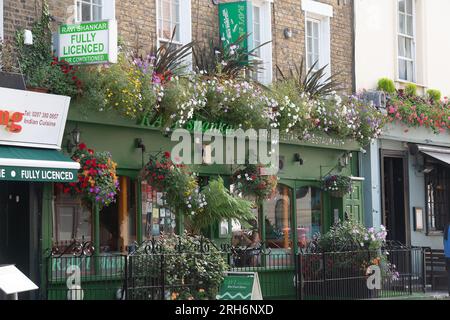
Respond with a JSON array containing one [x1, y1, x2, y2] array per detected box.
[[216, 272, 262, 300]]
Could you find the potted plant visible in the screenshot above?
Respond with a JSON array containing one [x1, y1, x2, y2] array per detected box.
[[321, 174, 353, 198]]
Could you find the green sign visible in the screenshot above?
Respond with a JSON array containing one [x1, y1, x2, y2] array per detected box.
[[217, 272, 262, 300], [58, 20, 118, 65], [0, 166, 78, 183], [219, 1, 250, 50]]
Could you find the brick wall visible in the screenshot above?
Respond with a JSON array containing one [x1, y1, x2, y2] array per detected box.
[[2, 0, 353, 92]]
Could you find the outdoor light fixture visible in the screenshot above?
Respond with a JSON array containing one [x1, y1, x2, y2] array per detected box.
[[135, 138, 146, 152], [294, 153, 304, 165], [23, 30, 33, 45], [284, 28, 293, 39], [66, 126, 81, 153]]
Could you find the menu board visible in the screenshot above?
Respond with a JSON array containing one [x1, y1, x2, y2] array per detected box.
[[141, 181, 176, 239]]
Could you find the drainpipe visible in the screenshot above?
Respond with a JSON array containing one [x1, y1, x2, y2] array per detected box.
[[351, 0, 356, 94]]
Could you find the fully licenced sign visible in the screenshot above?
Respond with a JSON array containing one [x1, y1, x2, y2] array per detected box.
[[58, 20, 118, 65]]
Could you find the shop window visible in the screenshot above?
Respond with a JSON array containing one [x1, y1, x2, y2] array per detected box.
[[425, 162, 450, 233], [296, 186, 322, 249], [141, 181, 177, 239], [53, 190, 92, 244], [264, 184, 292, 252]]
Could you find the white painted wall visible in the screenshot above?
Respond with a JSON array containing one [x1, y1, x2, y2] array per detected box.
[[0, 0, 3, 40], [355, 0, 450, 96]]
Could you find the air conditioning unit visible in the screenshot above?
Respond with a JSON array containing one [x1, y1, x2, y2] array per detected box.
[[361, 90, 387, 110]]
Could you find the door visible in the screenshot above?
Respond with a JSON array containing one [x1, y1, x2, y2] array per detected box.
[[344, 179, 364, 223], [381, 151, 410, 245], [0, 182, 30, 275]]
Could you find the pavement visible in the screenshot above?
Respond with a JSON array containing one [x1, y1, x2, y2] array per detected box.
[[375, 291, 450, 300]]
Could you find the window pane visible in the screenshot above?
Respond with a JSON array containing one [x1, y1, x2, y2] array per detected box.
[[406, 0, 413, 15], [406, 60, 414, 81], [58, 207, 75, 241], [172, 0, 180, 23], [81, 2, 91, 21], [313, 38, 319, 57], [93, 0, 102, 5], [399, 59, 406, 80], [162, 0, 171, 20], [405, 38, 412, 58], [398, 0, 405, 13], [398, 36, 405, 57], [93, 5, 102, 21], [399, 13, 405, 34], [264, 185, 292, 252], [307, 21, 312, 36], [296, 187, 322, 249], [313, 22, 319, 39], [406, 15, 413, 36]]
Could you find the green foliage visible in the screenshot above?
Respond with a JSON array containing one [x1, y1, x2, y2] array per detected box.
[[193, 34, 267, 80], [15, 1, 52, 77], [318, 220, 387, 252], [132, 233, 228, 300], [0, 40, 19, 73], [377, 78, 396, 94], [189, 177, 255, 233], [277, 58, 341, 99], [427, 89, 441, 102], [386, 92, 450, 133], [321, 175, 353, 198], [404, 83, 417, 97]]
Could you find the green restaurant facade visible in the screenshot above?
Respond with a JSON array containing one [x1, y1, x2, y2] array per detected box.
[[42, 100, 365, 300]]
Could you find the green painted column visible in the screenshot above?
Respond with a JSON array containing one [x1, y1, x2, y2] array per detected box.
[[94, 202, 101, 274], [136, 179, 143, 242], [40, 183, 54, 299]]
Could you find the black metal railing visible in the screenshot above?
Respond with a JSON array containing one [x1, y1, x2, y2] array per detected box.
[[296, 246, 425, 300], [44, 239, 425, 300]]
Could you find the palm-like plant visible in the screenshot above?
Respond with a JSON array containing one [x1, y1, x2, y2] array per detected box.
[[193, 34, 269, 80], [277, 58, 341, 98]]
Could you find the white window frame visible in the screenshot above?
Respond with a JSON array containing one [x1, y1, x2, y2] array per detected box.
[[302, 0, 332, 77], [74, 0, 116, 23], [397, 0, 416, 83], [0, 0, 3, 40], [306, 18, 320, 71], [156, 0, 192, 47], [250, 0, 273, 85]]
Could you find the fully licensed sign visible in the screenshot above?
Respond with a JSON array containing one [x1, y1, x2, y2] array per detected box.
[[0, 87, 70, 149], [58, 20, 118, 65], [0, 167, 77, 182]]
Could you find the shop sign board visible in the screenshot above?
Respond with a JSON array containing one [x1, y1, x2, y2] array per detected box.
[[58, 20, 118, 65], [217, 272, 262, 300], [0, 87, 71, 149], [0, 166, 78, 183], [219, 1, 249, 50]]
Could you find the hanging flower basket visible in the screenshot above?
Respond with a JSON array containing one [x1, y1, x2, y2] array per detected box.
[[140, 152, 203, 216], [56, 143, 119, 208], [232, 164, 278, 203], [322, 175, 353, 198]]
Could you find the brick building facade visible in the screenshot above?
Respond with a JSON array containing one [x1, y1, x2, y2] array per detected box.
[[2, 0, 354, 92]]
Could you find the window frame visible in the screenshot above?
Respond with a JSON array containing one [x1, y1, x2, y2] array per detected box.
[[302, 0, 332, 78], [424, 160, 450, 234], [306, 18, 321, 71], [397, 0, 416, 83], [0, 0, 3, 40], [74, 0, 115, 23], [249, 0, 273, 85], [156, 0, 192, 48]]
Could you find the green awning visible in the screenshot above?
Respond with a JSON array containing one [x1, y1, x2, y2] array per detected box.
[[0, 146, 80, 183]]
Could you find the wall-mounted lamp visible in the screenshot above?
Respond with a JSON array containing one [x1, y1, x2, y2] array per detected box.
[[24, 30, 33, 45], [294, 153, 304, 166], [284, 28, 293, 39], [135, 138, 146, 152], [338, 152, 352, 170], [66, 126, 81, 153]]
